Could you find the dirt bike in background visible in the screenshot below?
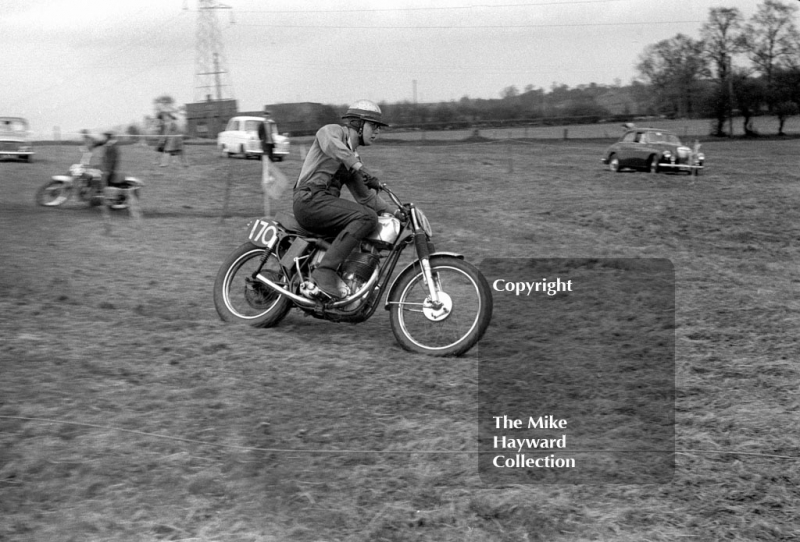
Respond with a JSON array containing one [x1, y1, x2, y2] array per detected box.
[[35, 163, 144, 210], [213, 183, 493, 357]]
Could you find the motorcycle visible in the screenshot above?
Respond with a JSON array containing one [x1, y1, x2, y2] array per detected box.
[[212, 184, 493, 357], [36, 163, 144, 210]]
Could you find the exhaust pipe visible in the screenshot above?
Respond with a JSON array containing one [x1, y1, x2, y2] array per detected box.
[[255, 267, 380, 309], [254, 274, 317, 307], [327, 268, 380, 309]]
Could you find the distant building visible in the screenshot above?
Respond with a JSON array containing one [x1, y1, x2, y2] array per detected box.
[[185, 96, 238, 139], [239, 103, 341, 136], [185, 100, 341, 138]]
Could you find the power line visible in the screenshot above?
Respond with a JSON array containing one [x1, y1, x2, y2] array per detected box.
[[233, 20, 705, 29], [229, 0, 629, 14]]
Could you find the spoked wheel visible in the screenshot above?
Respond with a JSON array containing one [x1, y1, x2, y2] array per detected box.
[[35, 182, 71, 207], [213, 242, 292, 327], [388, 256, 493, 357]]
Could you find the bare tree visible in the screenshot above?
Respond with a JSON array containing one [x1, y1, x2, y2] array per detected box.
[[703, 7, 745, 80], [637, 34, 710, 118], [731, 70, 766, 135], [772, 67, 800, 134], [741, 0, 800, 111], [701, 7, 744, 135]]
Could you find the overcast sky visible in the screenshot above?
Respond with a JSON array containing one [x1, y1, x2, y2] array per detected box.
[[4, 0, 771, 137]]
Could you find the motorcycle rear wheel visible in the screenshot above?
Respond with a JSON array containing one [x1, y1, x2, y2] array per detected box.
[[388, 256, 493, 357], [35, 182, 71, 207], [213, 242, 292, 328]]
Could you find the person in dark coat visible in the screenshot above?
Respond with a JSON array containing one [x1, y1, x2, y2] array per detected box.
[[98, 131, 121, 188], [257, 108, 276, 162]]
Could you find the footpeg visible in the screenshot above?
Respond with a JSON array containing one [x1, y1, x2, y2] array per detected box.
[[300, 279, 350, 300], [300, 280, 322, 299]]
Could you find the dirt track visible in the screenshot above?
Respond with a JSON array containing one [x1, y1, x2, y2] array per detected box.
[[2, 138, 800, 541]]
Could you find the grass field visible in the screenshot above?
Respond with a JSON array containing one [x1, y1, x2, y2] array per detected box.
[[381, 115, 800, 142], [1, 135, 800, 541]]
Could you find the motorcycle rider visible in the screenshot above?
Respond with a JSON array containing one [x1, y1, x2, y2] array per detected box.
[[293, 99, 397, 299], [78, 129, 96, 166]]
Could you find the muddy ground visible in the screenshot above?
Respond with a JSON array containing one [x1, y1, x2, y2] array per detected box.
[[1, 136, 800, 541]]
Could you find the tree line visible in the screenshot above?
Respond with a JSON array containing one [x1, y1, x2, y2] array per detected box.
[[142, 2, 798, 139], [377, 0, 800, 137], [638, 0, 799, 136]]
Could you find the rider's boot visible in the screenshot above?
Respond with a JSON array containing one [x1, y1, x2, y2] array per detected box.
[[311, 232, 360, 299]]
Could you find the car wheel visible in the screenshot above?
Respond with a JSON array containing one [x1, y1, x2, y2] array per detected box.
[[648, 155, 659, 174], [608, 155, 620, 172]]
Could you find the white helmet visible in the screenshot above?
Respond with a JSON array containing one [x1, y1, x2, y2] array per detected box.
[[342, 100, 389, 127]]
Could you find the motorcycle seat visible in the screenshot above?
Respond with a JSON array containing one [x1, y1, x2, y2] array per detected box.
[[274, 212, 333, 247]]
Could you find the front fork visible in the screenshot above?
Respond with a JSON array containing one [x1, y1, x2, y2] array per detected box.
[[413, 230, 442, 310]]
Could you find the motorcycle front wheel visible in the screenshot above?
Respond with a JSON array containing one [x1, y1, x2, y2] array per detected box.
[[35, 182, 71, 207], [213, 242, 292, 328], [388, 256, 493, 357]]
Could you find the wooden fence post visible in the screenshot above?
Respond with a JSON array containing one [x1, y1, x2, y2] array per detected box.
[[262, 156, 272, 217], [220, 159, 233, 221], [507, 132, 513, 174]]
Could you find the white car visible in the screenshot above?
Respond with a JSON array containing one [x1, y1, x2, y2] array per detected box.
[[0, 117, 35, 162], [216, 116, 289, 161]]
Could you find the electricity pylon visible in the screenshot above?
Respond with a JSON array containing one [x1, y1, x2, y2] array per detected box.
[[193, 0, 234, 102]]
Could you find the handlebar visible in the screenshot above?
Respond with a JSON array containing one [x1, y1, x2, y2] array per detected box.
[[379, 183, 405, 210]]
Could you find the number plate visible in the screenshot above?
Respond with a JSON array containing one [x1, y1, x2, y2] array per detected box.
[[246, 218, 280, 249]]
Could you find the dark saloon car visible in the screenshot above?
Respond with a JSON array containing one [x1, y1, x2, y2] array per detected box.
[[601, 127, 703, 174]]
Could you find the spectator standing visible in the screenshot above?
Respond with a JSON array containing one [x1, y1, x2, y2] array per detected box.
[[154, 111, 169, 165], [160, 115, 189, 167], [257, 108, 276, 162], [99, 130, 121, 189]]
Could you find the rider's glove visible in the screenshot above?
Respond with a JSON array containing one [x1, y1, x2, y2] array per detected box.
[[355, 167, 382, 191]]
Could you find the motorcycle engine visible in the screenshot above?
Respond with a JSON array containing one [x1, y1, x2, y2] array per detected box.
[[339, 246, 380, 309], [300, 245, 380, 306]]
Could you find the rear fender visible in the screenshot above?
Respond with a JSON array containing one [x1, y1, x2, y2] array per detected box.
[[384, 252, 464, 310], [244, 217, 286, 251]]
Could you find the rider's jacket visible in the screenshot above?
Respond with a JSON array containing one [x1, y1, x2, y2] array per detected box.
[[294, 124, 394, 215]]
